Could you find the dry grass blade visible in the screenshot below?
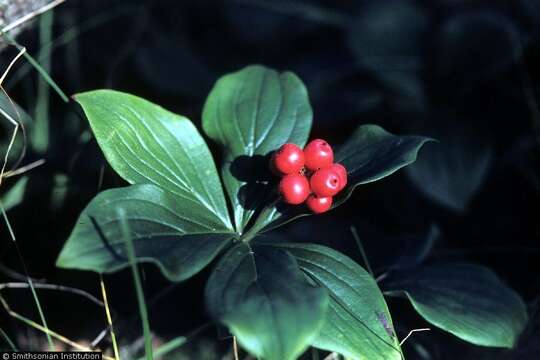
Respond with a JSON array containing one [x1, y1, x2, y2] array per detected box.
[[0, 294, 115, 359], [1, 33, 69, 102], [0, 7, 71, 352], [322, 352, 340, 360], [0, 280, 125, 356], [90, 328, 109, 349], [100, 275, 121, 360], [0, 46, 26, 186], [233, 336, 239, 360], [0, 46, 26, 84], [3, 159, 45, 178], [0, 327, 17, 351], [1, 0, 67, 33], [400, 328, 431, 346], [0, 199, 55, 350]]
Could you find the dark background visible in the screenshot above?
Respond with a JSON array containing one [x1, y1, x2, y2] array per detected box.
[[0, 0, 539, 359]]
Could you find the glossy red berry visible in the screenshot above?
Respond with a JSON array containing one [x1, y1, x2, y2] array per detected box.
[[331, 163, 348, 191], [304, 139, 334, 171], [310, 166, 341, 197], [306, 194, 333, 214], [279, 174, 310, 204], [271, 143, 305, 175]]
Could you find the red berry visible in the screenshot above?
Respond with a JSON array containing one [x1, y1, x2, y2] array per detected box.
[[331, 163, 348, 191], [310, 166, 341, 197], [279, 174, 310, 204], [271, 143, 305, 175], [306, 194, 333, 214], [304, 139, 334, 171]]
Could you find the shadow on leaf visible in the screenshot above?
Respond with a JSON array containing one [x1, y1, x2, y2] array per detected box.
[[229, 153, 278, 212], [89, 216, 126, 262]]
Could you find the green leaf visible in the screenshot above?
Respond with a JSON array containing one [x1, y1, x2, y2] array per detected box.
[[255, 124, 432, 232], [386, 263, 528, 348], [205, 243, 328, 360], [334, 124, 433, 202], [202, 65, 312, 233], [275, 243, 403, 360], [1, 176, 29, 211], [56, 184, 234, 282], [74, 89, 232, 230], [406, 127, 493, 212]]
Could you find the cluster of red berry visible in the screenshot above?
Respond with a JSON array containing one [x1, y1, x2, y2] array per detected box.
[[270, 139, 348, 214]]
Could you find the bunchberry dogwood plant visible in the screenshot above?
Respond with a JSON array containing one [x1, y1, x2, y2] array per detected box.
[[56, 65, 528, 360]]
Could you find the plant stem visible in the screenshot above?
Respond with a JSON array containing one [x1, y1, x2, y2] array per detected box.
[[0, 32, 69, 103], [100, 276, 120, 360], [119, 209, 153, 360], [32, 9, 54, 153], [0, 327, 17, 351], [350, 225, 374, 277], [240, 200, 279, 243]]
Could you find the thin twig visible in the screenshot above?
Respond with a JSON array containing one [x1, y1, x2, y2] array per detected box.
[[0, 282, 104, 307], [0, 263, 45, 283]]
